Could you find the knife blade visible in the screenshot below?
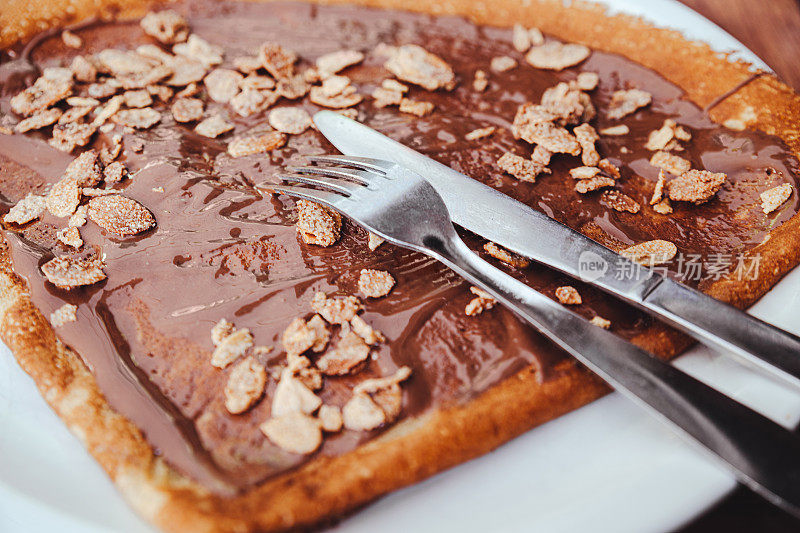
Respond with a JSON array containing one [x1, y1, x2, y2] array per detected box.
[[314, 110, 800, 389]]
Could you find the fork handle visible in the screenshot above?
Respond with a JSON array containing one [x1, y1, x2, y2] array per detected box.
[[429, 235, 800, 517]]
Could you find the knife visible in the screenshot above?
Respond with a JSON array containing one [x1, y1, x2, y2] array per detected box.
[[314, 110, 800, 389]]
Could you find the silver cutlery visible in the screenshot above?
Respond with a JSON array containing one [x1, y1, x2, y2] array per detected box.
[[312, 110, 800, 391], [269, 155, 800, 518]]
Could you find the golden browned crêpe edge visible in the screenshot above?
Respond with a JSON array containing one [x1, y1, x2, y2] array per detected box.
[[2, 0, 800, 531]]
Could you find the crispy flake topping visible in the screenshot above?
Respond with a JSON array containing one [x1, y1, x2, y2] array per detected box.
[[575, 174, 615, 193], [570, 166, 600, 180], [211, 318, 234, 345], [384, 44, 456, 91], [590, 316, 611, 329], [59, 106, 93, 125], [600, 189, 641, 214], [61, 30, 82, 49], [600, 124, 629, 136], [259, 42, 297, 79], [112, 108, 161, 129], [483, 241, 531, 268], [70, 56, 97, 83], [174, 35, 223, 67], [317, 405, 343, 433], [47, 150, 102, 217], [231, 88, 279, 116], [342, 366, 411, 431], [272, 366, 322, 417], [260, 412, 322, 454], [316, 49, 364, 77], [620, 240, 678, 266], [512, 24, 544, 52], [667, 169, 726, 204], [574, 123, 600, 166], [211, 326, 253, 368], [268, 107, 312, 134], [465, 126, 496, 141], [350, 315, 385, 345], [497, 152, 543, 183], [761, 183, 793, 214], [309, 82, 362, 109], [296, 199, 342, 246], [367, 232, 384, 251], [50, 303, 78, 327], [276, 75, 311, 100], [575, 72, 599, 91], [473, 69, 488, 92], [465, 286, 496, 316], [204, 68, 244, 103], [227, 131, 286, 157], [316, 329, 371, 376], [41, 256, 106, 289], [555, 286, 582, 305], [123, 89, 153, 108], [398, 98, 434, 117], [650, 151, 691, 175], [224, 356, 267, 414], [4, 194, 47, 225], [11, 78, 72, 116], [525, 41, 590, 71], [87, 195, 156, 236], [358, 269, 395, 298], [282, 317, 327, 357], [195, 114, 234, 138], [310, 291, 362, 324], [607, 89, 652, 120], [103, 161, 129, 184], [140, 10, 189, 44], [490, 56, 518, 72], [15, 108, 62, 133], [56, 226, 83, 248], [511, 103, 580, 155]]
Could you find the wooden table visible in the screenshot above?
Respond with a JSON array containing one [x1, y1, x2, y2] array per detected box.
[[676, 2, 800, 530], [680, 0, 800, 89]]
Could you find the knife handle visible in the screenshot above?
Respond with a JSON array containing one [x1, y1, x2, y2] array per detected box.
[[642, 277, 800, 387], [428, 235, 800, 518]]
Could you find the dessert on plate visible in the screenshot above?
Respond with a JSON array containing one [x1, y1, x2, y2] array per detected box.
[[0, 0, 799, 530]]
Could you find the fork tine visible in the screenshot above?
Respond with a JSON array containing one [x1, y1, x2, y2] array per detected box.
[[272, 184, 350, 211], [307, 155, 393, 173], [287, 165, 382, 185], [278, 172, 363, 196]]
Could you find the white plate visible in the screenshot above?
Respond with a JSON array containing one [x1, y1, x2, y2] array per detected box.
[[1, 1, 798, 532]]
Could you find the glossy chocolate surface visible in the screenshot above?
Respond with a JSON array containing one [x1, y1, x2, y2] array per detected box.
[[0, 1, 797, 493]]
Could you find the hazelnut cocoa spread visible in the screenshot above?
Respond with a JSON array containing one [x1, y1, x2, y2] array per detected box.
[[0, 0, 798, 494]]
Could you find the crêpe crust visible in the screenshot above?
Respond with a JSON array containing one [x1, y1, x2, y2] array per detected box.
[[0, 1, 799, 531]]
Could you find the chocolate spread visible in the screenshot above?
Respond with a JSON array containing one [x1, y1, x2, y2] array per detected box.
[[0, 1, 798, 494]]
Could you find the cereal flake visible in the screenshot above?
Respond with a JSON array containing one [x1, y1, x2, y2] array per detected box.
[[667, 169, 726, 204], [358, 268, 395, 298], [227, 130, 286, 157], [224, 356, 267, 414], [555, 286, 582, 305], [484, 241, 530, 268], [384, 44, 456, 91], [296, 199, 342, 247], [260, 412, 322, 454], [761, 183, 792, 214], [525, 41, 590, 71], [41, 256, 106, 289], [4, 194, 47, 225], [268, 107, 312, 134], [620, 240, 678, 266], [50, 303, 78, 327]]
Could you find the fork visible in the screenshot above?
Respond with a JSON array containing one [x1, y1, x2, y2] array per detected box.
[[270, 155, 800, 518]]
